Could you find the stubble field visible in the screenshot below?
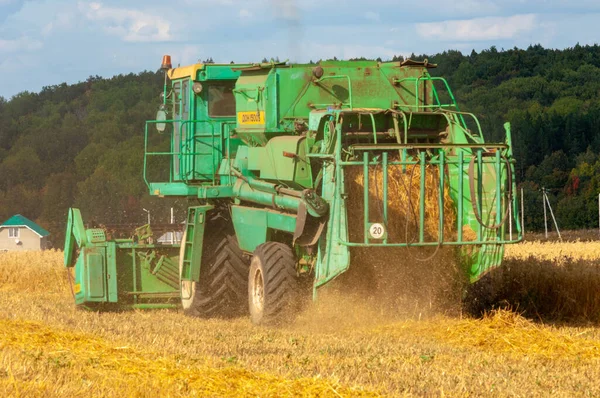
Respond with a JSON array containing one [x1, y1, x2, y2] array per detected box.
[[1, 242, 600, 397]]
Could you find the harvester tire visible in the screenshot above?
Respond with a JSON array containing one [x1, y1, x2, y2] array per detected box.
[[248, 242, 301, 326], [179, 227, 249, 318]]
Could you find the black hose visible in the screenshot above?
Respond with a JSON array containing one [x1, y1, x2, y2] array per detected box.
[[468, 153, 512, 230]]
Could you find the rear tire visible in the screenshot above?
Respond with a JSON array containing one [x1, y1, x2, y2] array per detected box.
[[248, 242, 301, 326], [179, 221, 249, 318]]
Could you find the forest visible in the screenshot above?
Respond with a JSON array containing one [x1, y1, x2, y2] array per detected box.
[[1, 44, 599, 246]]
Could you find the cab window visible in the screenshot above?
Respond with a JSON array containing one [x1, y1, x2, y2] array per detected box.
[[208, 82, 235, 117]]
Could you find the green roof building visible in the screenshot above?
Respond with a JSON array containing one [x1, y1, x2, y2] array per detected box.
[[0, 214, 51, 251]]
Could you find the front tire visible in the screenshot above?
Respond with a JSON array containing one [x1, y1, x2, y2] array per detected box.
[[248, 242, 302, 326], [179, 222, 249, 318]]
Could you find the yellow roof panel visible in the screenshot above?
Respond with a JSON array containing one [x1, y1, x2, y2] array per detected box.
[[167, 64, 204, 80]]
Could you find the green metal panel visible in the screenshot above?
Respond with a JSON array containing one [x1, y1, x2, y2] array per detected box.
[[64, 208, 87, 267], [233, 61, 440, 141], [73, 242, 182, 309], [231, 205, 297, 252], [86, 249, 106, 300], [314, 162, 350, 288], [73, 252, 86, 305], [106, 242, 118, 303], [247, 136, 313, 188]]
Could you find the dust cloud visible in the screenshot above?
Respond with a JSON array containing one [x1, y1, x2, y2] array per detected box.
[[291, 247, 467, 333]]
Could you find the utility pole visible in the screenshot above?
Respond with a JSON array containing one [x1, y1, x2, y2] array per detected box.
[[543, 188, 562, 242], [543, 188, 548, 239], [547, 191, 562, 241], [521, 187, 525, 237], [142, 208, 151, 225]]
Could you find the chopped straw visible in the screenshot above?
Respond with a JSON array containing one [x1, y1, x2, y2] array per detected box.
[[377, 309, 600, 360], [0, 319, 378, 397]]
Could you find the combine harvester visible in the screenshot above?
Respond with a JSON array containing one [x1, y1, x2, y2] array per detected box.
[[64, 56, 522, 324]]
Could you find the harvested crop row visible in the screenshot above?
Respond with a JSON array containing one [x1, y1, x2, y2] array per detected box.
[[2, 251, 600, 396], [0, 319, 378, 398], [375, 309, 600, 360]]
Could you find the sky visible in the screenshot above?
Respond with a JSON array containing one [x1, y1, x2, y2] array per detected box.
[[0, 0, 599, 99]]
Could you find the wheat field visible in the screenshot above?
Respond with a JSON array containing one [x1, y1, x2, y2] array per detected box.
[[506, 240, 600, 262], [1, 246, 600, 397]]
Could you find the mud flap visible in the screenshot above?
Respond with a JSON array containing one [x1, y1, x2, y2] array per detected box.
[[314, 163, 350, 288], [180, 205, 214, 282]]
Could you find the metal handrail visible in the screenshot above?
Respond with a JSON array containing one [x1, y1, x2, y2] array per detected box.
[[332, 114, 522, 247], [179, 120, 216, 185], [313, 75, 353, 110], [144, 119, 228, 188], [394, 76, 468, 128]]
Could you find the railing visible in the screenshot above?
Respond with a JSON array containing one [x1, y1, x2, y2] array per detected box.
[[143, 119, 236, 189], [389, 108, 483, 144], [336, 145, 522, 247], [393, 76, 469, 129], [393, 76, 458, 108], [313, 75, 353, 110]]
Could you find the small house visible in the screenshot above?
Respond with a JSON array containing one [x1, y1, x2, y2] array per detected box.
[[0, 215, 50, 251]]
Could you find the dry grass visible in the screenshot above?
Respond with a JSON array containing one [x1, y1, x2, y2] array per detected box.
[[506, 240, 600, 262], [2, 250, 600, 396], [0, 319, 372, 397], [525, 229, 600, 242], [471, 256, 600, 323], [0, 250, 68, 293], [473, 240, 600, 323]]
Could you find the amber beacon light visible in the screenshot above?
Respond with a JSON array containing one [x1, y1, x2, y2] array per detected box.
[[160, 55, 172, 71]]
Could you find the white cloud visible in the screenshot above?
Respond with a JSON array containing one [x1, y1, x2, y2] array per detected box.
[[78, 1, 172, 42], [176, 45, 202, 66], [0, 36, 42, 52], [433, 0, 499, 15], [239, 9, 253, 19], [41, 11, 74, 36], [181, 0, 234, 5], [270, 0, 300, 21], [365, 11, 380, 22], [416, 14, 537, 41]]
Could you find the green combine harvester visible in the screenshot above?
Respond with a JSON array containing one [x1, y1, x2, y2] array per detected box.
[[64, 56, 522, 324]]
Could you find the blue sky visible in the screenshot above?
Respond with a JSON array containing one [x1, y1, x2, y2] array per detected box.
[[0, 0, 599, 99]]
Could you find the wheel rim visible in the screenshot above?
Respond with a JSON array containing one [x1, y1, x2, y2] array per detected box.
[[252, 267, 264, 313]]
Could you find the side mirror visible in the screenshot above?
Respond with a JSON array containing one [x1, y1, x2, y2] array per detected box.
[[156, 105, 167, 133]]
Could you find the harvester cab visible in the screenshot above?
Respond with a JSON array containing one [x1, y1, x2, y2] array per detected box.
[[65, 57, 522, 324]]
